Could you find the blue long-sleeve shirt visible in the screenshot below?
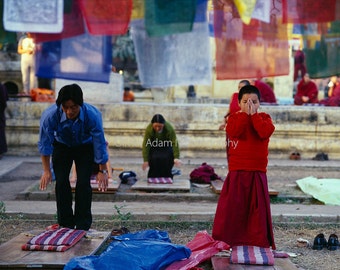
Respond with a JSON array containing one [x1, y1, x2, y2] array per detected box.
[[38, 103, 108, 164]]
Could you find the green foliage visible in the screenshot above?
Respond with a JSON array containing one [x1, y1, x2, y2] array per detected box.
[[112, 204, 133, 223], [112, 33, 135, 61], [0, 201, 5, 217]]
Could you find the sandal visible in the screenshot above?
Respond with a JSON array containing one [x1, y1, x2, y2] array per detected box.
[[289, 152, 301, 160]]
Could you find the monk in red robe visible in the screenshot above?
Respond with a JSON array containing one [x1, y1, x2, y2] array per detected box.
[[252, 79, 277, 104], [294, 73, 319, 105], [213, 85, 276, 250]]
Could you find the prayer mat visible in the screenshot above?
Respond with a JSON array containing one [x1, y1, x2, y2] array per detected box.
[[131, 179, 190, 191], [230, 246, 274, 266], [22, 228, 86, 252], [147, 177, 173, 184]]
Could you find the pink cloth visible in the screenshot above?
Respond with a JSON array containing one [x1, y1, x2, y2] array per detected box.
[[22, 228, 86, 252], [166, 231, 229, 270]]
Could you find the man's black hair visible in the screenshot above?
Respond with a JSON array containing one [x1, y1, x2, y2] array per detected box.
[[238, 85, 261, 102], [56, 84, 83, 107]]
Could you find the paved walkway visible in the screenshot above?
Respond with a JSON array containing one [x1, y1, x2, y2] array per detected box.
[[0, 154, 340, 223]]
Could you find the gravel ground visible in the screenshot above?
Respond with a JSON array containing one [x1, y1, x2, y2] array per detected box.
[[1, 161, 340, 269]]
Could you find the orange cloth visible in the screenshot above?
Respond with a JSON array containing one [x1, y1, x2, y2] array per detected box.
[[123, 90, 135, 101]]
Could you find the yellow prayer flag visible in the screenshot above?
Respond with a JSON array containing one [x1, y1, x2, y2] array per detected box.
[[233, 0, 257, 25]]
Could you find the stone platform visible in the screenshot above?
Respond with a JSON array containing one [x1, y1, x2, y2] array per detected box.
[[5, 102, 340, 159]]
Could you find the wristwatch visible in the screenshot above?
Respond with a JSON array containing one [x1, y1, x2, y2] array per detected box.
[[98, 169, 108, 174]]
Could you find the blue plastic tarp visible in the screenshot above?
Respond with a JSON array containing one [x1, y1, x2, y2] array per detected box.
[[64, 229, 191, 270]]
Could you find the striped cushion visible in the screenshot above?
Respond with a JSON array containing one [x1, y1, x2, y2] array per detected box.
[[230, 246, 274, 265], [148, 177, 173, 184], [22, 228, 86, 252]]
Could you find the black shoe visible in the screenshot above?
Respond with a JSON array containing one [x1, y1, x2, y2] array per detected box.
[[312, 152, 329, 161], [312, 233, 328, 250], [327, 234, 339, 251]]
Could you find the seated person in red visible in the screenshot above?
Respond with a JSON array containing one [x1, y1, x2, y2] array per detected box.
[[294, 73, 319, 105], [320, 76, 340, 106], [251, 79, 277, 104]]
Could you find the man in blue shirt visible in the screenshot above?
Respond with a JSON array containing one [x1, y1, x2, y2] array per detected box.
[[38, 83, 109, 230]]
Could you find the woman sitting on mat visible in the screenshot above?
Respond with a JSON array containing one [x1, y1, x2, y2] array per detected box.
[[142, 114, 181, 179]]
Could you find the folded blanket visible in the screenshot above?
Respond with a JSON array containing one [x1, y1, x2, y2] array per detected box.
[[22, 228, 86, 252], [230, 246, 274, 265], [148, 177, 173, 184]]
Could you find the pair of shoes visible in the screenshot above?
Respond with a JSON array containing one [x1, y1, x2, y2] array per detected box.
[[327, 234, 339, 251], [312, 233, 339, 250], [290, 152, 301, 160], [312, 152, 329, 161], [312, 233, 328, 250]]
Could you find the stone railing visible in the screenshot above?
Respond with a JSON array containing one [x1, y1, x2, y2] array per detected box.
[[5, 101, 340, 159]]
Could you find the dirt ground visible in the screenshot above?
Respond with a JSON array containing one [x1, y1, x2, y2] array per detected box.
[[1, 161, 340, 269], [0, 219, 339, 270]]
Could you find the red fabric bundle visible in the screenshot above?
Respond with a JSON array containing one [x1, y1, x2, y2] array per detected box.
[[189, 163, 221, 184]]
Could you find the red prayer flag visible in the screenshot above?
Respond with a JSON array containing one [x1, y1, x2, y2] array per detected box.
[[78, 0, 132, 35], [282, 0, 336, 24]]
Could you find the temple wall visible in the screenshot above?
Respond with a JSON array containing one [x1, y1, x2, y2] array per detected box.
[[5, 101, 340, 159]]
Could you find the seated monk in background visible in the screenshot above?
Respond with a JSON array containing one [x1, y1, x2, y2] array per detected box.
[[294, 73, 319, 105]]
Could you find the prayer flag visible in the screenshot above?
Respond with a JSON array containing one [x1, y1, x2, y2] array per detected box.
[[303, 21, 340, 78], [35, 33, 112, 83], [233, 0, 257, 25], [144, 0, 197, 37], [131, 19, 212, 88], [3, 0, 63, 33], [282, 0, 336, 24], [0, 0, 16, 45], [214, 0, 289, 79], [78, 0, 132, 35], [31, 0, 85, 43], [131, 0, 144, 20]]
